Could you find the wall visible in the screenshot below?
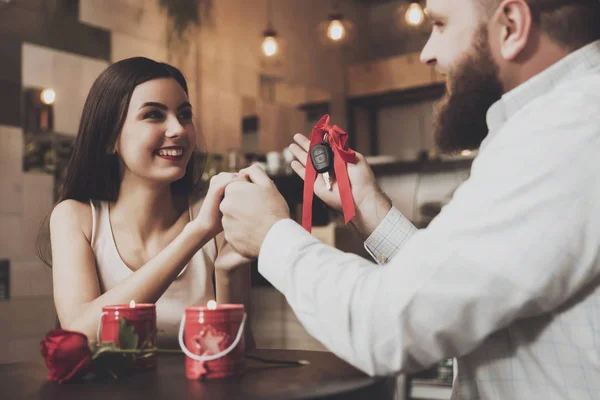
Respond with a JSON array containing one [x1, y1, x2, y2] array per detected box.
[[0, 124, 56, 363], [22, 42, 109, 135], [0, 0, 112, 363]]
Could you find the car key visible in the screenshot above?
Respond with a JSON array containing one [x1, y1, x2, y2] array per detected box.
[[310, 140, 334, 190]]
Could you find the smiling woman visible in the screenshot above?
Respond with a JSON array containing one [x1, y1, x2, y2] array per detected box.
[[114, 76, 196, 186], [36, 57, 254, 349]]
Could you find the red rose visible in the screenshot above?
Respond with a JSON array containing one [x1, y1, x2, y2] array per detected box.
[[40, 329, 92, 383]]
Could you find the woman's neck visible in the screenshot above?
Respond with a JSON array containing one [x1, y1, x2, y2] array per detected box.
[[110, 180, 187, 240]]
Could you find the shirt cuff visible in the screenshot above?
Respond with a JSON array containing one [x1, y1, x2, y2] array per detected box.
[[258, 218, 319, 291], [364, 207, 417, 265]]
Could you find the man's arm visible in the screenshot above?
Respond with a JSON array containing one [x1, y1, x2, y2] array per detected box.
[[258, 109, 599, 376], [363, 206, 418, 265]]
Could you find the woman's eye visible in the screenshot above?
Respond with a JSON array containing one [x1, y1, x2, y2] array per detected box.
[[178, 110, 193, 120], [143, 110, 164, 120]]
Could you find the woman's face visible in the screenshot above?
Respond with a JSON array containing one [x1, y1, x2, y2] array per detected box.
[[115, 77, 196, 187]]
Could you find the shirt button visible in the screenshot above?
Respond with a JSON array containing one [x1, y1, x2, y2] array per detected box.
[[379, 255, 388, 263]]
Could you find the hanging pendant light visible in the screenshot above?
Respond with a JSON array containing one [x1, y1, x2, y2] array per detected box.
[[318, 2, 355, 46], [327, 9, 345, 42], [405, 1, 425, 27], [395, 0, 429, 32], [261, 0, 279, 58], [262, 28, 279, 57]]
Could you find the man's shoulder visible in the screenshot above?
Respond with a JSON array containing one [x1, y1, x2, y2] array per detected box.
[[511, 73, 600, 131], [478, 72, 600, 170], [555, 71, 600, 100]]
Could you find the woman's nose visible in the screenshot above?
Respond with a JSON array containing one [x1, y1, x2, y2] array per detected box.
[[165, 116, 185, 137]]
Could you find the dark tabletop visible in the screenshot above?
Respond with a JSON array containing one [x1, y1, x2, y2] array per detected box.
[[0, 349, 396, 400]]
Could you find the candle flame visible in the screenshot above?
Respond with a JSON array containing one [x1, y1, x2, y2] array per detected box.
[[207, 300, 217, 310], [129, 300, 136, 308]]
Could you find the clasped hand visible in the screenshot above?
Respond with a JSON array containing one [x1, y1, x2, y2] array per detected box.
[[219, 165, 290, 258]]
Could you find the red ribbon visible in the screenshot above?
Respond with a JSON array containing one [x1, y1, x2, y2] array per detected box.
[[302, 114, 357, 232]]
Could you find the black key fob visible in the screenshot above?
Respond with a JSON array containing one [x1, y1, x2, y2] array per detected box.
[[310, 141, 333, 173]]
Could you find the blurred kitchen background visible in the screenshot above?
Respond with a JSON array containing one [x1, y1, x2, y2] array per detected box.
[[0, 1, 472, 397]]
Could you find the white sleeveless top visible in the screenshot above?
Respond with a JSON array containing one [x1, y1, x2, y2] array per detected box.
[[89, 200, 217, 347]]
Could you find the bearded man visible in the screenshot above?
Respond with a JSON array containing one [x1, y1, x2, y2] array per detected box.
[[219, 1, 600, 398]]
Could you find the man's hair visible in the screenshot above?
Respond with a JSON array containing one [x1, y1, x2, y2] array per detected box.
[[480, 0, 600, 50]]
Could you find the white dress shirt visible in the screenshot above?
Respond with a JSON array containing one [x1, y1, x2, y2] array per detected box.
[[258, 40, 600, 400]]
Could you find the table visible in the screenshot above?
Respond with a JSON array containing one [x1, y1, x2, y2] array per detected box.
[[1, 349, 396, 400]]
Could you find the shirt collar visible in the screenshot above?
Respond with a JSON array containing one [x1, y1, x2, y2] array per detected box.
[[482, 39, 600, 149]]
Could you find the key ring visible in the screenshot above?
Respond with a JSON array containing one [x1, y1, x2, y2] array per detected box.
[[323, 132, 329, 143]]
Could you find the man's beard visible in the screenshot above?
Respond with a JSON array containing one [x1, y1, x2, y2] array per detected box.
[[433, 25, 504, 153]]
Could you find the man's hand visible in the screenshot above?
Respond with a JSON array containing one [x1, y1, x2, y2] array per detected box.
[[288, 133, 392, 238], [288, 134, 378, 212], [220, 165, 290, 258]]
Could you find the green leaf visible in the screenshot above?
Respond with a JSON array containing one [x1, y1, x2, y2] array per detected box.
[[91, 351, 133, 380], [118, 318, 139, 350]]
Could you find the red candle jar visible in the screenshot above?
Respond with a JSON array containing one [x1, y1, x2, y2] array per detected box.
[[179, 302, 246, 380], [100, 302, 157, 371]]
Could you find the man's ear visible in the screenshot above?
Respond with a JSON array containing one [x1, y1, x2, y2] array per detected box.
[[492, 0, 533, 61]]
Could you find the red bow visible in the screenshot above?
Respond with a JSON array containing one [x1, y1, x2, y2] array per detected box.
[[302, 115, 357, 232]]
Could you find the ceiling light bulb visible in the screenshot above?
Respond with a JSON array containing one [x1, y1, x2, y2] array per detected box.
[[405, 2, 424, 26], [40, 88, 56, 105], [327, 19, 345, 41], [262, 35, 278, 57]]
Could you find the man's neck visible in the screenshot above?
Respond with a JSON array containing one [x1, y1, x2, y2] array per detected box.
[[503, 36, 573, 93]]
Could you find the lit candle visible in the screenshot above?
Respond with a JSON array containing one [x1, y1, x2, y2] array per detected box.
[[180, 300, 247, 380], [100, 301, 157, 371]]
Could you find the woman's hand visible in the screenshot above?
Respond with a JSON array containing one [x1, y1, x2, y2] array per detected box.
[[189, 172, 238, 238], [214, 238, 252, 272], [213, 235, 255, 351]]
